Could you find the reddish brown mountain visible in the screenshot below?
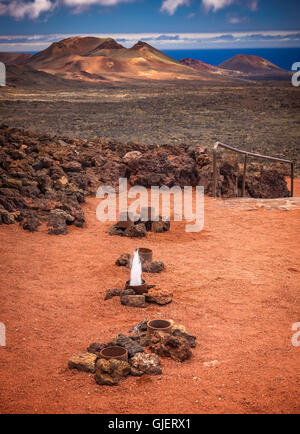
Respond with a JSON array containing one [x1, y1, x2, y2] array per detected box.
[[26, 36, 234, 82], [219, 54, 285, 74], [179, 58, 242, 78], [0, 52, 32, 65], [180, 58, 222, 73], [181, 54, 290, 81]]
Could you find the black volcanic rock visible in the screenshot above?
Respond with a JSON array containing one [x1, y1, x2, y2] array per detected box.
[[0, 125, 291, 234]]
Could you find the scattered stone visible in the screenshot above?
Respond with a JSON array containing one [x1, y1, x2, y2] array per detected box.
[[142, 261, 165, 273], [87, 342, 107, 355], [95, 358, 131, 386], [123, 151, 142, 163], [130, 353, 162, 376], [129, 319, 148, 335], [68, 352, 97, 373], [146, 288, 173, 305], [130, 334, 150, 347], [22, 215, 41, 232], [128, 320, 150, 347], [120, 294, 147, 308], [149, 331, 192, 362], [105, 288, 136, 301], [108, 333, 144, 358], [62, 161, 82, 172], [172, 329, 197, 348], [169, 321, 186, 334], [203, 360, 220, 368], [151, 219, 170, 233], [120, 289, 136, 296], [50, 208, 75, 223], [47, 216, 68, 235], [104, 288, 122, 300], [124, 222, 146, 238], [115, 253, 131, 268], [108, 224, 126, 237]]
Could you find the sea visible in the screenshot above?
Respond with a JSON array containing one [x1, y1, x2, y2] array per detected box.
[[163, 48, 300, 71]]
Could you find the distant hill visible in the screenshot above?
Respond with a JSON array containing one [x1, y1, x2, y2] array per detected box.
[[6, 64, 84, 88], [5, 39, 289, 84], [179, 58, 241, 77], [26, 36, 234, 82], [219, 54, 290, 79], [0, 52, 32, 65]]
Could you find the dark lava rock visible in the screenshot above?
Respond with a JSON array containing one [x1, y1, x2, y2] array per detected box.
[[108, 333, 144, 358], [143, 261, 165, 273], [149, 331, 192, 362], [22, 215, 41, 232], [245, 168, 290, 198], [120, 289, 136, 296], [115, 253, 131, 267], [0, 125, 291, 236], [47, 216, 68, 235], [108, 223, 127, 237], [128, 145, 199, 188], [104, 288, 122, 300], [124, 222, 147, 238], [151, 219, 170, 233], [104, 288, 135, 301], [128, 320, 150, 347], [95, 358, 131, 386], [129, 333, 150, 347], [129, 319, 148, 334], [62, 161, 82, 172], [87, 342, 107, 355], [120, 294, 147, 308], [172, 329, 197, 348]]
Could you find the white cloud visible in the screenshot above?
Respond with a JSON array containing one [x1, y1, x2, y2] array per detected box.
[[0, 31, 299, 51], [202, 0, 236, 12], [63, 0, 133, 14], [160, 0, 189, 16], [0, 0, 134, 19], [0, 0, 54, 19], [202, 0, 259, 12]]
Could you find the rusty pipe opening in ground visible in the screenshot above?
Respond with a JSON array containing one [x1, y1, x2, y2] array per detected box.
[[147, 320, 172, 336], [138, 248, 153, 264], [125, 279, 148, 294], [100, 346, 128, 361]]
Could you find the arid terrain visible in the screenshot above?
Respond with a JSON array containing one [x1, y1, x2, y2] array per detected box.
[[0, 182, 299, 414], [0, 36, 299, 415], [1, 81, 300, 174]]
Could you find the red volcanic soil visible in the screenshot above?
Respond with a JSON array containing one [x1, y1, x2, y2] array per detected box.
[[0, 183, 299, 414]]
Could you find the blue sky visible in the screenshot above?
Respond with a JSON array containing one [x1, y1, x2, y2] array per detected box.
[[0, 0, 299, 51]]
